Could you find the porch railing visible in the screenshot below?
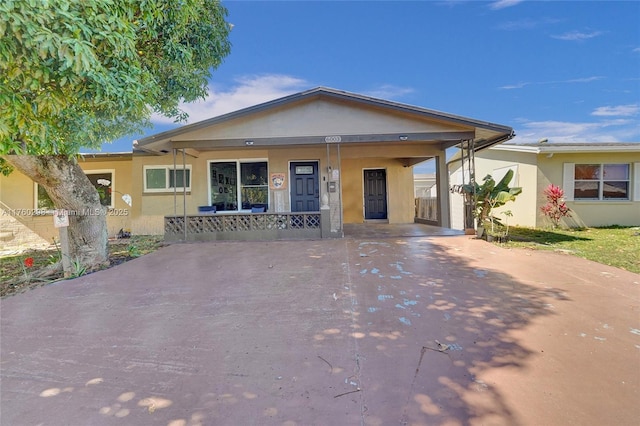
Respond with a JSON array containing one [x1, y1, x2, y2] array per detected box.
[[165, 211, 323, 241]]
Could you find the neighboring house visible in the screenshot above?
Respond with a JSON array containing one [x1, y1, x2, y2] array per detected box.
[[1, 153, 135, 253], [414, 173, 438, 222], [1, 87, 514, 247], [448, 142, 640, 229], [414, 173, 437, 198]]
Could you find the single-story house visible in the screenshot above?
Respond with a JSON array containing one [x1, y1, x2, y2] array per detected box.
[[1, 87, 514, 248], [0, 153, 136, 252], [448, 142, 640, 229]]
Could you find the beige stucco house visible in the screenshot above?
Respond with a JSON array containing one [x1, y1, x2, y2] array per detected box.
[[448, 142, 640, 229], [1, 87, 514, 247], [0, 153, 135, 252]]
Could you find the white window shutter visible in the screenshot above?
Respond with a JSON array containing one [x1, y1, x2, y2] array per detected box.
[[563, 163, 575, 201], [633, 162, 640, 201]]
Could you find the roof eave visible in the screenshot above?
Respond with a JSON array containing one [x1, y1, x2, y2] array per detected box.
[[538, 145, 640, 154], [471, 130, 517, 152], [492, 143, 640, 154]]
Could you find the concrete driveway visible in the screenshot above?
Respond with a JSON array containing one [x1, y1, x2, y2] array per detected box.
[[1, 235, 639, 426]]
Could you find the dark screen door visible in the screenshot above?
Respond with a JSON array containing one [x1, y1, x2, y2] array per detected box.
[[290, 162, 319, 212], [364, 169, 387, 219]]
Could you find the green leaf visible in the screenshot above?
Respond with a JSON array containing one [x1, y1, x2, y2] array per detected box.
[[0, 0, 230, 155]]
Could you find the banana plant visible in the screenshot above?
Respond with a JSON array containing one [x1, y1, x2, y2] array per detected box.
[[461, 169, 522, 230]]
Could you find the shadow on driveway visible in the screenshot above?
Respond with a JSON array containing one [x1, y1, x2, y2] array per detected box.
[[1, 236, 638, 425]]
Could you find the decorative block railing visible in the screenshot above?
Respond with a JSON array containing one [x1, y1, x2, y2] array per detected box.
[[165, 212, 323, 241]]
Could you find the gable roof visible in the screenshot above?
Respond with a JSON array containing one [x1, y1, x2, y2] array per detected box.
[[135, 87, 514, 154]]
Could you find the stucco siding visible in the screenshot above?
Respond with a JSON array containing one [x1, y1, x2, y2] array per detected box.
[[340, 158, 415, 224], [465, 147, 640, 229], [0, 157, 134, 251], [450, 149, 538, 228], [537, 152, 640, 227], [135, 142, 438, 229], [82, 157, 133, 235], [475, 149, 538, 227], [171, 98, 472, 142], [0, 169, 52, 250]]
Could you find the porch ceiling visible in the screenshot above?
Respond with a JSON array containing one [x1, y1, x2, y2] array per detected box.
[[134, 87, 514, 155]]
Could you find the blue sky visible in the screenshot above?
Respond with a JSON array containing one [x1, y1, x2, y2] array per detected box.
[[104, 0, 640, 153]]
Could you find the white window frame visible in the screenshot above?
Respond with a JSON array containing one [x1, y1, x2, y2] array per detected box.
[[207, 159, 269, 212], [34, 183, 55, 212], [143, 165, 192, 193], [34, 169, 116, 209], [564, 162, 631, 201], [86, 169, 116, 208]]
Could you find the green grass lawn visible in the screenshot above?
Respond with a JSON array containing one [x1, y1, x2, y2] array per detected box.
[[503, 226, 640, 274]]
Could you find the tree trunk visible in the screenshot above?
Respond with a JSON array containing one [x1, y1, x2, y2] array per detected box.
[[4, 155, 109, 270]]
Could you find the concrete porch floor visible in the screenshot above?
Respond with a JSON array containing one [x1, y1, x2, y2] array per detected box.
[[343, 223, 463, 239], [1, 235, 638, 425]]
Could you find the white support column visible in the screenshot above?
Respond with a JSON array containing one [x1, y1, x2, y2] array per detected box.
[[436, 152, 451, 228]]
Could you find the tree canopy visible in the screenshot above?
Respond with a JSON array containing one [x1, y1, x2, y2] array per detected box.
[[0, 0, 232, 156]]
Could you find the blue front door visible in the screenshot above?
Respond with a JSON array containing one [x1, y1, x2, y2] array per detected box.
[[364, 169, 387, 219], [290, 162, 319, 212]]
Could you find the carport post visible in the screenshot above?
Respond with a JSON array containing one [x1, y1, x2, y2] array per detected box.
[[182, 148, 187, 241], [436, 153, 451, 228], [173, 148, 178, 237], [462, 139, 476, 231]]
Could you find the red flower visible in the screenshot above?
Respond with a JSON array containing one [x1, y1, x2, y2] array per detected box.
[[24, 257, 34, 268]]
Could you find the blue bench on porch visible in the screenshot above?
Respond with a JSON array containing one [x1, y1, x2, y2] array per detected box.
[[197, 206, 217, 214]]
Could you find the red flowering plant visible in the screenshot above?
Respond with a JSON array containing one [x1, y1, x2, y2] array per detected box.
[[19, 256, 35, 283], [540, 184, 572, 228]]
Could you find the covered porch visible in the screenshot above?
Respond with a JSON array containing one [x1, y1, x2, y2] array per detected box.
[[164, 214, 464, 242], [133, 87, 514, 242]]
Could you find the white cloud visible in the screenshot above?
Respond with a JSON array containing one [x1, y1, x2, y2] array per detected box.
[[497, 19, 538, 31], [499, 82, 531, 90], [151, 74, 309, 125], [496, 17, 563, 31], [591, 104, 639, 117], [489, 0, 524, 10], [510, 118, 640, 143], [566, 76, 602, 83], [436, 1, 472, 9], [634, 47, 640, 53], [499, 76, 603, 90], [551, 30, 603, 41], [151, 76, 416, 125], [362, 84, 415, 100]]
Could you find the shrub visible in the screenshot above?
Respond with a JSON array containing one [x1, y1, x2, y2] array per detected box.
[[540, 184, 571, 228]]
